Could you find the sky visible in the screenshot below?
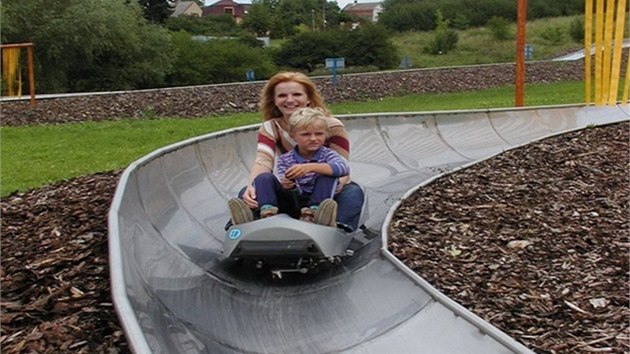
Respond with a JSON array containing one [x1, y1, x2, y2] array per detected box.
[[204, 1, 361, 10]]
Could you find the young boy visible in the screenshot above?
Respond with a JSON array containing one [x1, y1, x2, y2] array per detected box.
[[228, 107, 350, 227]]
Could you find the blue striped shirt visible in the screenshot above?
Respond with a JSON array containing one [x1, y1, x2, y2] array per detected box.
[[276, 146, 350, 194]]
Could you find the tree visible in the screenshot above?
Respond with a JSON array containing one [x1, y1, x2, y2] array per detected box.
[[276, 26, 398, 70], [343, 25, 398, 69], [425, 10, 458, 55], [242, 2, 275, 36], [1, 0, 174, 93], [166, 14, 243, 36], [138, 0, 175, 24], [166, 32, 276, 86]]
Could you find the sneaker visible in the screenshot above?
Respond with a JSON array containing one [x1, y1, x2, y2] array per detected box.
[[228, 198, 253, 225], [314, 199, 337, 227], [260, 204, 279, 218], [300, 207, 315, 223]]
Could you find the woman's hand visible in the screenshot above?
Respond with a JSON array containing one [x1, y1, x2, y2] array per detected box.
[[242, 184, 259, 208], [336, 175, 350, 193]]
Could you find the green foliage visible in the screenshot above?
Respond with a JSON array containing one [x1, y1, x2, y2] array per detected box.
[[380, 0, 584, 33], [487, 16, 512, 41], [343, 25, 399, 69], [166, 32, 276, 86], [165, 14, 244, 36], [380, 1, 436, 31], [569, 16, 584, 42], [260, 0, 342, 39], [242, 2, 275, 36], [138, 0, 175, 24], [451, 14, 471, 30], [275, 26, 398, 71], [425, 11, 458, 55], [392, 15, 589, 69], [540, 26, 565, 45], [1, 0, 174, 93], [275, 31, 339, 70]]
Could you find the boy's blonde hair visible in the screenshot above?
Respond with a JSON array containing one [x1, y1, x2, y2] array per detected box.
[[288, 107, 329, 135]]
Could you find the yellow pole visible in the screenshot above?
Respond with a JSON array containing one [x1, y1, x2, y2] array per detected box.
[[607, 0, 627, 104], [594, 0, 605, 104], [2, 47, 21, 96], [622, 51, 630, 103], [600, 0, 615, 103], [584, 0, 594, 104], [1, 43, 36, 106]]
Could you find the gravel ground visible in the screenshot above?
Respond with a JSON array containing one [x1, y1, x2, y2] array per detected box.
[[389, 122, 629, 353], [1, 61, 629, 353], [0, 61, 583, 126]]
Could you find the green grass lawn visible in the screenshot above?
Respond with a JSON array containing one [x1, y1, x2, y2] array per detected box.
[[1, 81, 587, 197]]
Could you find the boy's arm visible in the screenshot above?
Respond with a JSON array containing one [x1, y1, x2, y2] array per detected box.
[[284, 162, 332, 179], [324, 148, 350, 177]]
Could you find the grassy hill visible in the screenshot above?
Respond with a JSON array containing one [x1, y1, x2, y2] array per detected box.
[[391, 15, 586, 69]]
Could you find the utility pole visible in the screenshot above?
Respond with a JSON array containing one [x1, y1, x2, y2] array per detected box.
[[312, 9, 315, 30], [322, 2, 326, 29]]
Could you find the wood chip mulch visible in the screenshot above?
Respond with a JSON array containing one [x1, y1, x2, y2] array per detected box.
[[1, 171, 128, 354], [1, 122, 628, 354], [389, 122, 630, 353]]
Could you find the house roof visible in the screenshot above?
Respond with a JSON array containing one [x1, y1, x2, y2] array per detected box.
[[342, 2, 382, 12], [172, 1, 200, 16], [207, 0, 242, 6]]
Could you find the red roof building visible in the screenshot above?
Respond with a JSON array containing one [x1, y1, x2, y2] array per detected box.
[[341, 1, 383, 23], [203, 0, 249, 24]]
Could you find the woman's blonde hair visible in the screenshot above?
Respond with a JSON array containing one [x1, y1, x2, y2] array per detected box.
[[288, 107, 329, 135], [259, 71, 329, 121]]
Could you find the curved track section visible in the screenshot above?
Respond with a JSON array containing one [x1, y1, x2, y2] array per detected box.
[[109, 104, 628, 354]]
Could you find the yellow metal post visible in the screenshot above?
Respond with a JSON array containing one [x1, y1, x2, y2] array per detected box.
[[607, 0, 627, 104], [584, 0, 593, 104], [0, 43, 36, 106], [594, 0, 605, 104]]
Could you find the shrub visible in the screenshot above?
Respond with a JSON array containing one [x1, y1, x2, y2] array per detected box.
[[487, 16, 512, 40], [276, 26, 398, 71], [540, 25, 565, 44], [425, 11, 458, 55], [569, 16, 584, 42]]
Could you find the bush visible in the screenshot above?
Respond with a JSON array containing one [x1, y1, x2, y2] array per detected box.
[[276, 26, 398, 71], [166, 32, 276, 86], [425, 11, 458, 55], [569, 16, 584, 42], [342, 25, 399, 69], [540, 26, 565, 45], [487, 16, 512, 41]]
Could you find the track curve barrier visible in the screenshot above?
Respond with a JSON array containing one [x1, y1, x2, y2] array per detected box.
[[109, 104, 629, 354]]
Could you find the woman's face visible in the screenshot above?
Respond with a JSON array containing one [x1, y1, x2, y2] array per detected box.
[[273, 81, 310, 119]]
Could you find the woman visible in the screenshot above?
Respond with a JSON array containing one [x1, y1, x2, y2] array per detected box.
[[229, 71, 364, 232]]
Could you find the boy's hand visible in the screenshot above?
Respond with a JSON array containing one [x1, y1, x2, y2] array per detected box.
[[280, 177, 296, 190], [284, 164, 310, 179]]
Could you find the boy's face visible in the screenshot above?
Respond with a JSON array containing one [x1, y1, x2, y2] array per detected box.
[[292, 123, 327, 154]]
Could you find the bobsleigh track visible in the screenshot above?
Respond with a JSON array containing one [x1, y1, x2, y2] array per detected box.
[[108, 103, 629, 353]]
